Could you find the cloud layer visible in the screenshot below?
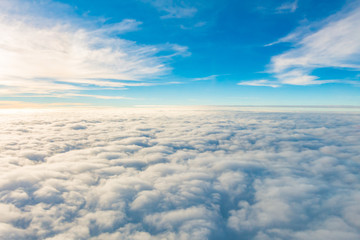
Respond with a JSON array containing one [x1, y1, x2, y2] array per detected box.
[[0, 109, 360, 239]]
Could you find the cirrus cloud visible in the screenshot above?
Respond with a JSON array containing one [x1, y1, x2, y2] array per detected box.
[[0, 0, 188, 98], [239, 1, 360, 87]]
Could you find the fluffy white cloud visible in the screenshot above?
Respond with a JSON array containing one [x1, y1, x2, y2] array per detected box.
[[0, 108, 360, 239]]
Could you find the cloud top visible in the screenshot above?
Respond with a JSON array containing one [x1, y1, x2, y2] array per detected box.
[[0, 109, 360, 239]]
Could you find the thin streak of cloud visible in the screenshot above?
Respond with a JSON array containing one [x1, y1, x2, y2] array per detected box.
[[276, 0, 298, 13], [237, 79, 280, 88], [0, 101, 90, 109], [180, 21, 207, 30], [161, 7, 197, 19], [192, 75, 219, 81], [145, 0, 197, 19], [65, 94, 133, 100]]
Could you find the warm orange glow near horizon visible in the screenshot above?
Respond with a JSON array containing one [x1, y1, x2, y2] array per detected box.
[[0, 101, 90, 109]]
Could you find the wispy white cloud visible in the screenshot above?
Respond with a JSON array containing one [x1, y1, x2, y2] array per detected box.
[[276, 0, 298, 13], [192, 75, 219, 81], [145, 0, 197, 19], [0, 77, 83, 95], [237, 79, 280, 88], [180, 21, 207, 30], [241, 2, 360, 87], [0, 101, 90, 108], [0, 0, 188, 98], [272, 2, 360, 85], [161, 6, 197, 19], [64, 94, 132, 100]]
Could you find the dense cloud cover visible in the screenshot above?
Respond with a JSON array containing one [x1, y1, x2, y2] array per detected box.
[[0, 109, 360, 240]]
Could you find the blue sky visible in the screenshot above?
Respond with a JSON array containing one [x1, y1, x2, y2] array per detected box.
[[0, 0, 359, 107]]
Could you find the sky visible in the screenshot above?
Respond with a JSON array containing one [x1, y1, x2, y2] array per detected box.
[[0, 0, 360, 107]]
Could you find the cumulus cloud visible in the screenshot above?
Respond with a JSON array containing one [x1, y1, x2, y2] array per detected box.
[[0, 0, 188, 98], [0, 108, 359, 239], [240, 1, 360, 87]]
